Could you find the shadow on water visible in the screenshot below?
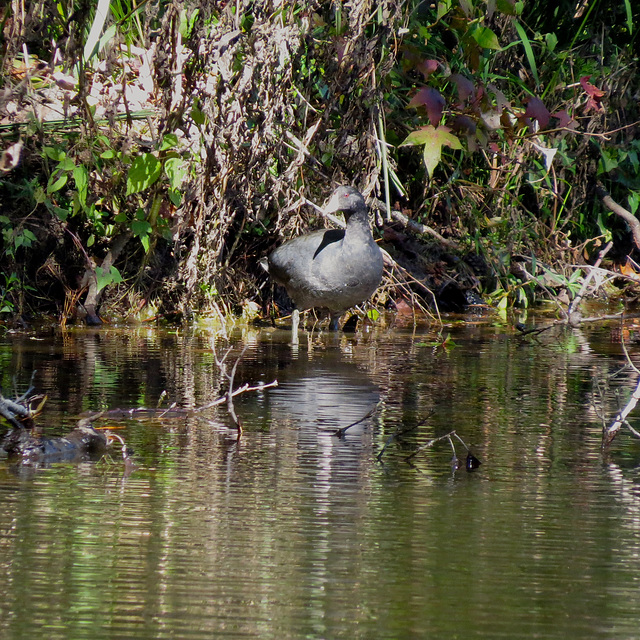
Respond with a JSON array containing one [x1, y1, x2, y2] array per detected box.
[[3, 321, 640, 638]]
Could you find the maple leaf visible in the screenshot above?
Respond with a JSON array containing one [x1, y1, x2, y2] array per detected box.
[[401, 125, 462, 178], [408, 87, 445, 126], [452, 115, 476, 134], [416, 59, 439, 80], [450, 74, 474, 103], [551, 109, 573, 128], [580, 76, 605, 112], [525, 97, 550, 129]]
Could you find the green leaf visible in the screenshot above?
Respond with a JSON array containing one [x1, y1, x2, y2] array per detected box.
[[545, 32, 558, 53], [402, 126, 461, 178], [73, 165, 88, 206], [131, 218, 153, 252], [191, 105, 206, 126], [33, 185, 46, 204], [95, 265, 123, 294], [436, 0, 451, 20], [49, 204, 69, 221], [57, 158, 76, 172], [623, 0, 633, 35], [44, 147, 65, 161], [131, 219, 152, 237], [47, 173, 68, 194], [599, 149, 618, 174], [179, 8, 199, 38], [400, 128, 432, 146], [100, 149, 116, 159], [496, 0, 516, 15], [472, 26, 501, 50], [164, 157, 187, 190], [96, 24, 117, 57], [126, 153, 162, 196], [160, 133, 179, 151], [169, 189, 182, 206]]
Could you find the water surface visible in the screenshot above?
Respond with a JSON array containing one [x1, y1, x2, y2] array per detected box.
[[1, 319, 640, 638]]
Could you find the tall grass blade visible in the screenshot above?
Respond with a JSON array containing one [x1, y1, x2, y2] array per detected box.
[[514, 20, 540, 88], [623, 0, 633, 34]]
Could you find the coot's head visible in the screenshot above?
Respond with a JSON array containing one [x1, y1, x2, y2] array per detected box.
[[323, 186, 367, 218]]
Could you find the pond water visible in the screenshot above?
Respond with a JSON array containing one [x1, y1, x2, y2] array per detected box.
[[2, 317, 640, 639]]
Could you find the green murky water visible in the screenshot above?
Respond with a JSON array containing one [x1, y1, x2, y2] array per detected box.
[[1, 319, 640, 639]]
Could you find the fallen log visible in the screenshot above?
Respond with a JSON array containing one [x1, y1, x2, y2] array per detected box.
[[2, 423, 109, 463]]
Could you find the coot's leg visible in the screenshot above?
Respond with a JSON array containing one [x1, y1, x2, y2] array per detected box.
[[291, 308, 300, 344]]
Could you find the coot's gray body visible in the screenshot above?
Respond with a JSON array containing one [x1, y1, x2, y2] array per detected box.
[[266, 186, 383, 337]]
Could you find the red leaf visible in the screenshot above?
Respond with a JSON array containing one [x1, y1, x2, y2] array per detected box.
[[488, 84, 510, 111], [451, 74, 474, 102], [580, 76, 605, 112], [408, 87, 445, 126], [552, 109, 572, 128], [416, 59, 439, 79], [452, 115, 476, 134], [525, 97, 550, 129], [580, 76, 605, 98]]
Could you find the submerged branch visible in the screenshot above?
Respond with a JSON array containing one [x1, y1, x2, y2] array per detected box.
[[603, 319, 640, 448], [603, 375, 640, 448], [332, 403, 380, 438]]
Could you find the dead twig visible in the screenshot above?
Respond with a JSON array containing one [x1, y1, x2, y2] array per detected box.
[[195, 381, 279, 412], [0, 372, 44, 428]]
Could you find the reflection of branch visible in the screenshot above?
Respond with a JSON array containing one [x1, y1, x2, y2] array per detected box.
[[376, 412, 432, 461], [406, 429, 460, 460]]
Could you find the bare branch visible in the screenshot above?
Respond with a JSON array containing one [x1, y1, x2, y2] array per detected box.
[[597, 185, 640, 249]]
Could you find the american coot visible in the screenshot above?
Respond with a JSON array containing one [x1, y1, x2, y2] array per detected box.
[[265, 186, 383, 339]]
